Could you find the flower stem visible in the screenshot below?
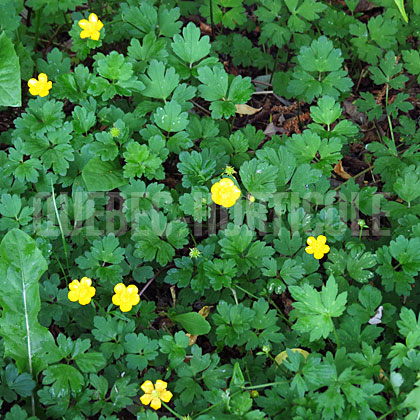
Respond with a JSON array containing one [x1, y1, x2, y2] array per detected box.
[[161, 401, 184, 420], [51, 180, 70, 276], [385, 83, 395, 143]]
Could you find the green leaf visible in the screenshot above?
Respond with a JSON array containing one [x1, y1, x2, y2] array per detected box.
[[82, 157, 126, 191], [153, 101, 189, 133], [239, 159, 277, 200], [37, 47, 71, 82], [394, 0, 408, 22], [4, 364, 36, 397], [172, 312, 211, 335], [140, 60, 179, 100], [347, 249, 377, 283], [289, 275, 347, 341], [198, 64, 228, 101], [73, 352, 107, 373], [123, 333, 159, 371], [171, 22, 211, 65], [122, 141, 163, 180], [393, 165, 420, 203], [0, 31, 21, 106], [310, 96, 342, 126], [159, 331, 189, 368], [43, 364, 84, 394], [0, 229, 57, 374]]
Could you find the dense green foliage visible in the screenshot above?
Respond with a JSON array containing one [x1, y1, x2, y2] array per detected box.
[[1, 0, 420, 418]]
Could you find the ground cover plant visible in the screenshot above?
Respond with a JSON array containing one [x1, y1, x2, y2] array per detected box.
[[1, 0, 420, 418]]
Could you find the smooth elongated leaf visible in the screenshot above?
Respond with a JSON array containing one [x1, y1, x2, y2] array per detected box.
[[0, 31, 21, 106], [82, 157, 126, 191], [0, 229, 56, 374], [172, 312, 211, 335]]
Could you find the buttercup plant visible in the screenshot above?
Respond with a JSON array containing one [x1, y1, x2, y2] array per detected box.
[[1, 0, 420, 419]]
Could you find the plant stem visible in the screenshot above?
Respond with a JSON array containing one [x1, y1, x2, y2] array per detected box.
[[243, 381, 288, 390], [161, 401, 184, 420], [138, 264, 174, 297], [209, 0, 215, 39], [333, 165, 374, 191], [264, 293, 292, 326], [269, 48, 280, 84], [332, 319, 340, 348], [235, 284, 259, 299], [385, 83, 395, 143], [50, 180, 70, 275]]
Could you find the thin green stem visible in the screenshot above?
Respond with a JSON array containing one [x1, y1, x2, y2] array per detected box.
[[333, 165, 374, 191], [160, 401, 184, 420], [385, 83, 395, 143], [264, 293, 292, 326], [209, 0, 215, 39], [377, 406, 399, 420], [51, 180, 70, 275], [230, 287, 239, 305], [235, 284, 259, 300], [269, 48, 280, 84], [51, 249, 69, 282], [332, 319, 340, 348], [243, 381, 288, 390]]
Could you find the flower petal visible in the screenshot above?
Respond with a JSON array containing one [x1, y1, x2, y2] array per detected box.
[[322, 245, 330, 254], [88, 287, 96, 298], [317, 235, 327, 245], [306, 236, 315, 245], [79, 296, 91, 305], [81, 277, 92, 287], [127, 284, 138, 294], [114, 283, 125, 294], [141, 380, 154, 394], [140, 393, 153, 406], [112, 294, 122, 306], [155, 380, 168, 393], [313, 251, 324, 260], [27, 78, 38, 88], [38, 73, 48, 83], [305, 246, 314, 254], [150, 397, 161, 410], [78, 19, 89, 29], [68, 290, 79, 302], [89, 13, 99, 23], [90, 30, 100, 41], [80, 29, 92, 39], [160, 390, 173, 403], [119, 302, 132, 312], [95, 20, 104, 30]]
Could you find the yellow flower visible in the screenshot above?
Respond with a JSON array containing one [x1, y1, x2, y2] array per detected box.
[[112, 283, 140, 312], [27, 73, 52, 97], [78, 13, 104, 41], [275, 348, 310, 365], [140, 380, 173, 410], [68, 277, 96, 305], [211, 178, 241, 208], [305, 235, 330, 259]]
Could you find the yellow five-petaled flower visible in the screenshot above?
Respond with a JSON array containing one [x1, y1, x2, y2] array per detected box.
[[140, 380, 173, 410], [68, 277, 96, 305], [305, 235, 330, 259], [27, 73, 52, 97], [112, 283, 140, 312], [78, 13, 103, 41], [211, 178, 241, 208]]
